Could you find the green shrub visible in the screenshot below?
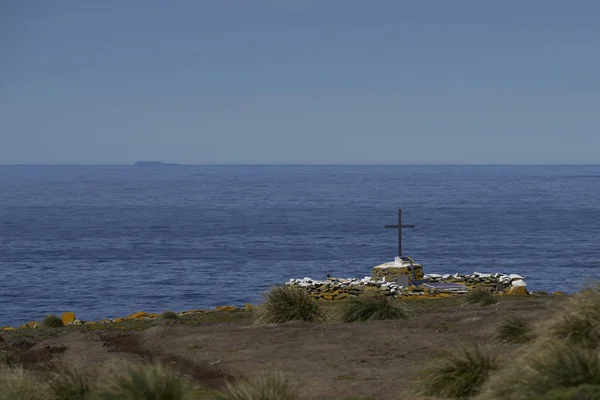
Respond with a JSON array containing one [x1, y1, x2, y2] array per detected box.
[[160, 311, 179, 320], [253, 285, 325, 326], [43, 314, 64, 328], [466, 289, 498, 306], [548, 285, 600, 348], [421, 346, 498, 399], [340, 294, 410, 322], [46, 365, 92, 400], [215, 372, 299, 400], [0, 366, 47, 400], [94, 363, 192, 400], [496, 316, 533, 343]]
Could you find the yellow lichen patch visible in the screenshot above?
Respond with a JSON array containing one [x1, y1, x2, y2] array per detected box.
[[147, 313, 160, 318], [124, 311, 148, 320], [216, 306, 237, 312], [243, 303, 255, 311], [113, 318, 124, 323], [2, 326, 15, 331], [552, 291, 564, 296], [23, 321, 41, 328], [61, 311, 75, 325], [507, 286, 529, 296], [322, 294, 334, 300]]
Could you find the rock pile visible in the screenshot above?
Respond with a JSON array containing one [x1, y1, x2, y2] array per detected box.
[[286, 271, 529, 301]]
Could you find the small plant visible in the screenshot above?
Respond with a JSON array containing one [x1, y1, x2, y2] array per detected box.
[[340, 294, 410, 322], [466, 289, 498, 306], [254, 285, 325, 326], [496, 316, 533, 343], [43, 314, 64, 328], [45, 365, 92, 400], [421, 346, 498, 399], [160, 311, 179, 320], [216, 372, 299, 400], [95, 363, 191, 400]]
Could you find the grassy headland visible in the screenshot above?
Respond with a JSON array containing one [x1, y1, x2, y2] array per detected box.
[[1, 289, 595, 399]]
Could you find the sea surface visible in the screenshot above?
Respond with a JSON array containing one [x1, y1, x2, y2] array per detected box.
[[1, 165, 599, 326]]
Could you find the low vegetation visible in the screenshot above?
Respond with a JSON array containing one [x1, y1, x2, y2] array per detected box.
[[466, 289, 498, 306], [254, 285, 325, 326], [45, 365, 92, 399], [215, 372, 299, 400], [0, 362, 299, 400], [43, 314, 64, 328], [160, 311, 179, 320], [421, 346, 498, 398], [0, 366, 46, 400], [95, 363, 192, 400], [547, 285, 600, 348], [479, 283, 600, 400], [496, 316, 533, 343], [340, 294, 411, 322]]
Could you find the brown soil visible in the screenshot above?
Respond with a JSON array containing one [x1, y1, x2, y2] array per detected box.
[[0, 296, 565, 399]]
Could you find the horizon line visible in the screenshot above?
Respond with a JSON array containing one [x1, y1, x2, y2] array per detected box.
[[1, 163, 600, 167]]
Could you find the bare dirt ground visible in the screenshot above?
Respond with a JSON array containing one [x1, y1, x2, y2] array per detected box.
[[1, 296, 566, 399]]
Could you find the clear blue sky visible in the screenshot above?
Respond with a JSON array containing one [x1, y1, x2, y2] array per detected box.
[[1, 0, 599, 164]]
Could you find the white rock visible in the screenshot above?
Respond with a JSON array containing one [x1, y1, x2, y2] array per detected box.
[[509, 274, 524, 281], [425, 274, 443, 279], [511, 279, 527, 287], [442, 274, 450, 280]]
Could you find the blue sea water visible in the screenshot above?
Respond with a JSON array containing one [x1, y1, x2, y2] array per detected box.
[[1, 165, 599, 326]]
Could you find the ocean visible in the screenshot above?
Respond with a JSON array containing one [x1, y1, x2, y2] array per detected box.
[[1, 165, 599, 326]]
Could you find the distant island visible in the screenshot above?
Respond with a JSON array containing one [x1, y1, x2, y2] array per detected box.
[[134, 161, 181, 166]]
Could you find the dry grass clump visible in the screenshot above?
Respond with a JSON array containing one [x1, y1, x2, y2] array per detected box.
[[421, 346, 498, 399], [340, 294, 411, 322], [479, 284, 600, 400], [160, 311, 179, 320], [0, 366, 47, 400], [215, 372, 299, 400], [43, 314, 64, 328], [547, 285, 600, 348], [496, 316, 533, 344], [94, 362, 191, 400], [254, 285, 325, 326], [45, 365, 93, 400], [466, 289, 498, 306]]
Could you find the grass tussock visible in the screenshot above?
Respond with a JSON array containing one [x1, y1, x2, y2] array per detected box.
[[483, 342, 600, 399], [479, 284, 600, 400], [45, 365, 92, 400], [216, 372, 299, 400], [0, 366, 47, 400], [43, 314, 64, 328], [547, 285, 600, 348], [496, 316, 533, 344], [421, 346, 498, 399], [254, 285, 325, 326], [160, 311, 179, 320], [95, 363, 191, 400], [466, 289, 498, 306], [340, 294, 411, 322]]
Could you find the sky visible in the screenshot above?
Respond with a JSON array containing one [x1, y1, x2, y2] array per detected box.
[[1, 0, 599, 165]]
